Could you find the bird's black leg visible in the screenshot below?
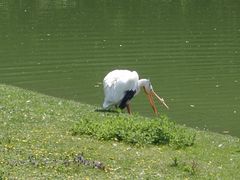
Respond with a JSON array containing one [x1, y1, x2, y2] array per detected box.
[[126, 103, 131, 114]]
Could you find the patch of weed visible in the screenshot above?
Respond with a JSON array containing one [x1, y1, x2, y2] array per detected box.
[[170, 157, 198, 176], [71, 113, 196, 148], [171, 157, 179, 167]]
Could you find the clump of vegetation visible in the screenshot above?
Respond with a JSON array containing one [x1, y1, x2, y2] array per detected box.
[[170, 157, 199, 176], [171, 157, 179, 167], [71, 113, 196, 148]]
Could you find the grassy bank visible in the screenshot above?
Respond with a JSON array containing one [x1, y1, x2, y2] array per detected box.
[[0, 84, 239, 179]]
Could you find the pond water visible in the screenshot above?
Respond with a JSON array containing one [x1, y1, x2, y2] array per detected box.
[[0, 0, 240, 137]]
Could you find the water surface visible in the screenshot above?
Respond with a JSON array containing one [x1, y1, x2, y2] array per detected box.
[[0, 0, 240, 136]]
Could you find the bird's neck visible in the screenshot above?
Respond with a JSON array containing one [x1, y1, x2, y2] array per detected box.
[[136, 79, 148, 94], [138, 79, 149, 87]]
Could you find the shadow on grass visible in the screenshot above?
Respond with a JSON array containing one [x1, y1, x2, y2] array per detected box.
[[94, 109, 120, 114]]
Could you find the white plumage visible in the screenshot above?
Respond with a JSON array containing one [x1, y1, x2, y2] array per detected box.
[[103, 70, 139, 109], [102, 69, 169, 114]]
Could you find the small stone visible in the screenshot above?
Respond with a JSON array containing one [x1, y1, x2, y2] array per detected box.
[[218, 144, 223, 148]]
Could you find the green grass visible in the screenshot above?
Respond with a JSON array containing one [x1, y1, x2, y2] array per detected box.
[[0, 84, 240, 179], [71, 113, 196, 148]]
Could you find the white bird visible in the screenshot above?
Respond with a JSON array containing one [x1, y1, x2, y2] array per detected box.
[[102, 69, 169, 114]]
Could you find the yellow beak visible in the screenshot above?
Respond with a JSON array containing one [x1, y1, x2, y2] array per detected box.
[[151, 90, 169, 110], [143, 87, 169, 115]]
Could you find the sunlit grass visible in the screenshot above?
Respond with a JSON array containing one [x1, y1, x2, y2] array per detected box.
[[0, 84, 240, 179], [71, 113, 196, 148]]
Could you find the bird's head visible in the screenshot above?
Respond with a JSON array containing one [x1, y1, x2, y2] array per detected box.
[[142, 79, 153, 94], [141, 79, 169, 114]]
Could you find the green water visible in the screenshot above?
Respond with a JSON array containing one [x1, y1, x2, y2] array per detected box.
[[1, 0, 240, 136]]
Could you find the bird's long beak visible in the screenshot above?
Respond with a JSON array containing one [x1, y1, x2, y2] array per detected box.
[[143, 87, 169, 114], [151, 90, 169, 109]]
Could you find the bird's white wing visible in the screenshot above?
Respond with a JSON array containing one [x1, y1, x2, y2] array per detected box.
[[103, 70, 139, 108]]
